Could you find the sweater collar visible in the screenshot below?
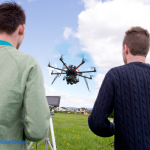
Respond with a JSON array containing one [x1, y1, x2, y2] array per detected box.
[[127, 61, 150, 67]]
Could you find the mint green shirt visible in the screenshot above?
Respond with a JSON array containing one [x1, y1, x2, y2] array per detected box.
[[0, 46, 50, 150]]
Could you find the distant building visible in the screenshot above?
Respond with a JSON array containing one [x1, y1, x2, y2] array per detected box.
[[85, 110, 92, 115], [70, 108, 74, 112], [76, 108, 91, 115], [55, 107, 70, 112]]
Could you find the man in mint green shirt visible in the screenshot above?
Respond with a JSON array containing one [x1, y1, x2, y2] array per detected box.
[[0, 2, 50, 150]]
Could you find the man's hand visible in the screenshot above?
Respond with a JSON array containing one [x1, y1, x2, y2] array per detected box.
[[110, 120, 113, 123]]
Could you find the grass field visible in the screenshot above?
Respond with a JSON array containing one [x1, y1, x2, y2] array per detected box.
[[28, 113, 114, 150]]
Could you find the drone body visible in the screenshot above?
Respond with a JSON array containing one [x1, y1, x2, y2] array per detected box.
[[47, 55, 96, 91], [63, 65, 79, 84]]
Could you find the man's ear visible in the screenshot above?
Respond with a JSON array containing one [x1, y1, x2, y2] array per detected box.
[[19, 24, 25, 35], [124, 44, 129, 55]]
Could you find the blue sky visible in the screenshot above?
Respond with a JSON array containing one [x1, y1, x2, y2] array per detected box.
[[0, 0, 100, 108], [21, 0, 97, 96], [1, 0, 150, 108]]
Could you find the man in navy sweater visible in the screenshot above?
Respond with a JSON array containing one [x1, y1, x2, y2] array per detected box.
[[88, 26, 150, 150]]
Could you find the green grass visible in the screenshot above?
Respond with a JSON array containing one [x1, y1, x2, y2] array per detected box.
[[28, 113, 114, 150]]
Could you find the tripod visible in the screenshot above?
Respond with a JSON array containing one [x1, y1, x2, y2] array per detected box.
[[27, 105, 57, 150]]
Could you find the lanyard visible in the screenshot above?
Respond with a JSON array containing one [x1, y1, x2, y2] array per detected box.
[[0, 40, 13, 47]]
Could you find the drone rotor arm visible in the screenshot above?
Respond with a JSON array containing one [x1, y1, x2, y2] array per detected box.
[[74, 64, 82, 71], [78, 70, 96, 73], [74, 58, 86, 71], [60, 65, 66, 76], [78, 67, 96, 73], [48, 65, 66, 72], [60, 57, 70, 71], [51, 72, 66, 75], [78, 74, 92, 79]]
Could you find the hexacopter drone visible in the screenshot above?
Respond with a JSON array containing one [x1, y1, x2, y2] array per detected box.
[[47, 55, 96, 92]]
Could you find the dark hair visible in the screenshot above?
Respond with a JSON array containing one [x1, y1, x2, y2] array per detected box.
[[123, 26, 150, 57], [0, 1, 26, 35]]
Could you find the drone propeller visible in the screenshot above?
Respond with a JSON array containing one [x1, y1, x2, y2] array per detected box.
[[90, 67, 96, 72], [83, 77, 90, 92], [91, 75, 96, 78], [58, 48, 67, 54], [60, 55, 63, 60], [51, 74, 59, 85], [57, 49, 67, 61], [90, 67, 94, 69], [76, 52, 89, 62], [48, 62, 50, 67]]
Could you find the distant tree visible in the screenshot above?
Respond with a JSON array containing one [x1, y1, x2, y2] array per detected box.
[[54, 110, 58, 113], [65, 110, 69, 114], [54, 107, 58, 113], [89, 111, 92, 114]]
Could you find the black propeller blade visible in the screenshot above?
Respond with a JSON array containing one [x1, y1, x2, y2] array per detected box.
[[51, 74, 59, 85], [83, 77, 90, 92]]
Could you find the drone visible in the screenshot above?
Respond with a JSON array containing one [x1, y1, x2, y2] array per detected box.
[[47, 55, 96, 92]]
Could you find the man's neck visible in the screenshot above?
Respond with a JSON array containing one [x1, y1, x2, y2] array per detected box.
[[0, 33, 17, 48], [127, 55, 146, 64]]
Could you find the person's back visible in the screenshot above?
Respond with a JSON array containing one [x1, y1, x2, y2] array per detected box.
[[111, 62, 150, 149], [88, 26, 150, 150], [0, 2, 50, 150]]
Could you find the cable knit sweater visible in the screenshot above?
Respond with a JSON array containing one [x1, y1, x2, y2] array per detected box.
[[88, 62, 150, 150]]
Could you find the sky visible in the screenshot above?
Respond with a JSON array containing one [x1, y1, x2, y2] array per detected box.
[[1, 0, 150, 108]]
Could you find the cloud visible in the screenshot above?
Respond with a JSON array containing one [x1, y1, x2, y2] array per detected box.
[[63, 27, 75, 39], [74, 0, 150, 87], [45, 84, 96, 108], [61, 0, 150, 90], [82, 0, 150, 8], [133, 0, 150, 4], [82, 0, 100, 9], [95, 73, 105, 88]]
